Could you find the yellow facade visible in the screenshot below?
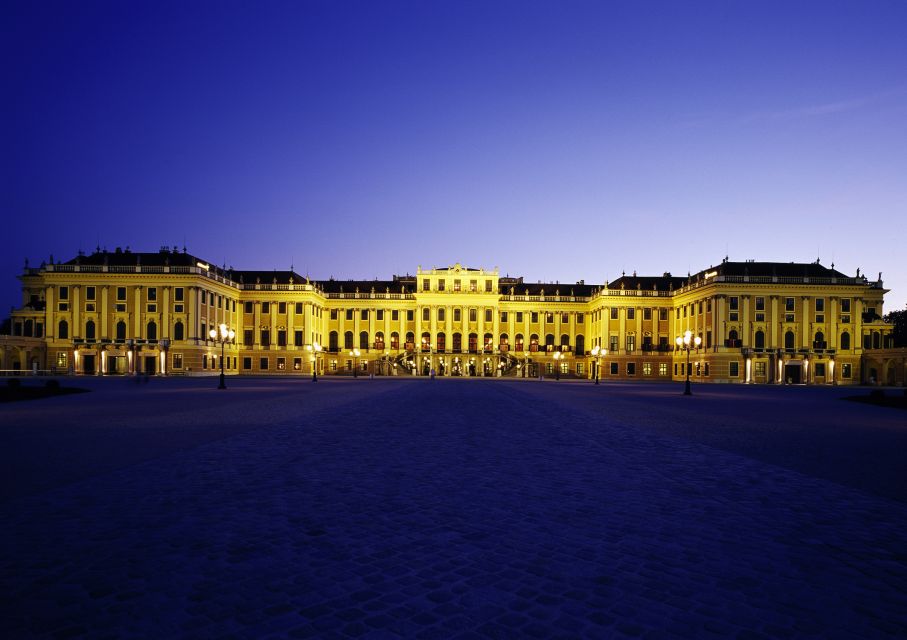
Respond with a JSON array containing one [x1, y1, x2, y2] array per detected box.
[[6, 249, 894, 385]]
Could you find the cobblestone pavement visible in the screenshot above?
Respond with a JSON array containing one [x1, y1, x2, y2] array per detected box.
[[2, 378, 906, 638]]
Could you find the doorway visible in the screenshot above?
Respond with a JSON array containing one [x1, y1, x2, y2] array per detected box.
[[82, 355, 96, 375], [784, 363, 801, 384], [144, 356, 157, 375]]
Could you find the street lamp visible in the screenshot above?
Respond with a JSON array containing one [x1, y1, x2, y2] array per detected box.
[[350, 348, 361, 377], [208, 323, 235, 389], [553, 350, 563, 380], [591, 345, 608, 384], [675, 329, 702, 395], [306, 342, 322, 382]]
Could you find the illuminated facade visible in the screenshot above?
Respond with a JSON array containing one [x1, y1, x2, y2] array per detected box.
[[4, 247, 896, 385]]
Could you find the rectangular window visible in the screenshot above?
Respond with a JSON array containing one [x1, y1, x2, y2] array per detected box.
[[643, 362, 652, 376], [485, 309, 492, 322], [86, 303, 95, 312], [643, 308, 651, 320], [469, 280, 477, 292], [840, 298, 851, 313], [329, 309, 337, 320], [218, 295, 223, 308], [501, 312, 508, 322], [245, 301, 253, 313], [277, 330, 287, 347], [842, 363, 852, 378], [243, 357, 252, 370], [841, 315, 850, 324], [260, 357, 269, 370], [438, 280, 445, 291], [729, 361, 740, 377], [755, 297, 765, 311], [346, 309, 353, 320], [172, 353, 183, 369], [293, 357, 302, 371], [627, 308, 636, 320], [244, 330, 253, 346], [454, 309, 461, 322], [626, 335, 635, 352], [454, 279, 461, 292], [391, 310, 398, 321], [469, 308, 477, 322], [815, 298, 825, 312], [698, 301, 703, 314], [361, 309, 369, 321], [203, 355, 208, 369], [422, 308, 430, 321], [261, 330, 270, 346], [85, 286, 96, 300], [516, 312, 523, 323], [785, 297, 795, 312], [294, 330, 303, 346], [755, 361, 766, 378], [576, 363, 584, 375], [278, 302, 286, 314], [755, 313, 765, 322], [576, 313, 584, 324], [146, 288, 156, 301], [785, 313, 795, 323], [610, 362, 618, 375], [729, 296, 739, 311], [261, 302, 270, 314], [147, 304, 157, 313], [814, 363, 825, 377], [611, 308, 619, 320], [291, 302, 300, 315], [659, 308, 668, 321], [485, 280, 492, 292], [438, 308, 445, 322], [626, 362, 636, 376], [115, 286, 126, 301], [377, 310, 384, 321], [659, 363, 668, 377], [56, 352, 68, 368], [277, 357, 286, 370], [609, 336, 619, 352], [545, 312, 554, 323], [704, 363, 710, 376], [113, 303, 124, 312], [407, 310, 414, 321], [676, 308, 681, 320], [815, 314, 825, 323], [423, 278, 430, 291], [531, 312, 539, 323], [729, 312, 739, 322], [59, 286, 69, 300], [330, 360, 338, 372]]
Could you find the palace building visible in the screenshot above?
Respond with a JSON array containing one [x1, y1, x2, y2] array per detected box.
[[3, 247, 897, 385]]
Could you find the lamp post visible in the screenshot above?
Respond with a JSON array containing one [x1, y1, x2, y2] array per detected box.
[[675, 329, 702, 396], [208, 323, 235, 389], [553, 350, 563, 380], [350, 348, 361, 378], [306, 342, 322, 382], [591, 345, 608, 384]]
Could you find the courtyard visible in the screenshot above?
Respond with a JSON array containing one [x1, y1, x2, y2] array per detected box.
[[1, 377, 906, 638]]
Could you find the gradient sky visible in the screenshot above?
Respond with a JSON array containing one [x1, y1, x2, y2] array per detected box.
[[3, 0, 906, 315]]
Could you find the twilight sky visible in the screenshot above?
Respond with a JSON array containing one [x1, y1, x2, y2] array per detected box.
[[3, 0, 906, 314]]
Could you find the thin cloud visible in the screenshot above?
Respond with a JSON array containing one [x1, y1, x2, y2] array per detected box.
[[743, 87, 906, 123]]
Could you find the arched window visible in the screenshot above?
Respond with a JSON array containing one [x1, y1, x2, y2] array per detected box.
[[754, 330, 765, 349], [58, 320, 68, 340], [421, 331, 431, 351], [405, 331, 414, 349], [545, 334, 555, 352], [515, 333, 524, 350], [499, 333, 509, 350], [147, 321, 157, 341], [814, 331, 825, 348], [116, 320, 126, 341], [840, 331, 850, 350], [575, 335, 585, 355], [872, 331, 881, 349], [530, 334, 539, 352], [85, 320, 96, 341], [452, 332, 462, 352], [437, 332, 446, 351], [390, 332, 399, 350], [784, 330, 795, 350], [24, 319, 33, 337], [375, 331, 385, 349], [483, 333, 493, 351], [728, 329, 739, 345], [329, 331, 339, 351], [468, 333, 478, 352], [174, 321, 184, 341], [560, 334, 570, 349], [360, 331, 369, 350], [344, 331, 354, 349]]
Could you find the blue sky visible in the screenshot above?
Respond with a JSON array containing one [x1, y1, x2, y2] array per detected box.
[[3, 0, 906, 313]]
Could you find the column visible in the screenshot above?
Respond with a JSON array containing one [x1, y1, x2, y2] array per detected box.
[[163, 287, 170, 338], [829, 297, 837, 349], [101, 286, 109, 338], [253, 300, 261, 347], [742, 295, 750, 346], [801, 297, 810, 348], [46, 285, 55, 339], [770, 296, 778, 348], [73, 285, 81, 337], [134, 286, 142, 338]]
